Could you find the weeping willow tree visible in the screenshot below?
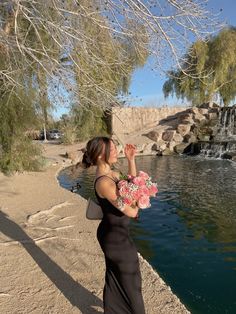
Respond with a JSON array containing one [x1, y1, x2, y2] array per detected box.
[[71, 3, 149, 140], [163, 27, 236, 106], [0, 0, 219, 172]]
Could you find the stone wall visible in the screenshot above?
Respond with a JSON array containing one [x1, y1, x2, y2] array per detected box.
[[111, 106, 188, 135]]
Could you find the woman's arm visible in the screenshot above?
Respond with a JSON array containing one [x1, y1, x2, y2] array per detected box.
[[124, 144, 137, 177], [96, 178, 139, 218]]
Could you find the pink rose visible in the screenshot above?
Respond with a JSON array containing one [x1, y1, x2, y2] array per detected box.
[[149, 184, 158, 197], [138, 195, 151, 209], [138, 171, 150, 180], [123, 198, 133, 206], [119, 185, 131, 197], [131, 189, 142, 200], [139, 185, 150, 197], [118, 180, 128, 189], [133, 176, 146, 187]]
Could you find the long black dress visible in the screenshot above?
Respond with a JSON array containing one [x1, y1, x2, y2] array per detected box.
[[94, 175, 145, 314]]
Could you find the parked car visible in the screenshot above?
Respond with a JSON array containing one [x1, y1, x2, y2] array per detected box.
[[49, 129, 62, 140], [39, 130, 51, 140]]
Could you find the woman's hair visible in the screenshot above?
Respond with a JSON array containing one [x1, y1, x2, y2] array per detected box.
[[81, 136, 113, 168]]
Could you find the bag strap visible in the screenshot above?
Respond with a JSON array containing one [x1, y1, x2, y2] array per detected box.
[[94, 175, 117, 188]]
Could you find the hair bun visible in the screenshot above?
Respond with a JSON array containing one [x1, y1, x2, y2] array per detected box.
[[84, 151, 92, 164], [81, 151, 92, 168]]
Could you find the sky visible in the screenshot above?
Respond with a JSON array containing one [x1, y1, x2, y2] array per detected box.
[[53, 0, 236, 119]]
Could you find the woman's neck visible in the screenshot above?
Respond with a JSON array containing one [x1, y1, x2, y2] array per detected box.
[[96, 162, 111, 176]]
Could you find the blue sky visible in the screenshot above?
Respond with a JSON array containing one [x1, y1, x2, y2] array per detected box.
[[53, 0, 236, 119], [128, 0, 236, 107]]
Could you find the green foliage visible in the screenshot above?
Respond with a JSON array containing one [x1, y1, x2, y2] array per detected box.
[[0, 0, 149, 172], [73, 105, 108, 141], [163, 27, 236, 106], [0, 137, 43, 175]]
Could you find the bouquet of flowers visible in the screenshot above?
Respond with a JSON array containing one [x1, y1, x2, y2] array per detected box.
[[117, 171, 158, 209]]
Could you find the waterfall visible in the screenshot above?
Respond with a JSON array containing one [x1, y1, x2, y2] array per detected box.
[[216, 106, 236, 140], [198, 141, 236, 158], [191, 106, 236, 159]]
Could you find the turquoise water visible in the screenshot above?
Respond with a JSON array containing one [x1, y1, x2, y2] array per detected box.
[[58, 156, 236, 314]]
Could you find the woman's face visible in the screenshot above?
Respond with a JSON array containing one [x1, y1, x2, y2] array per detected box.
[[108, 141, 118, 164]]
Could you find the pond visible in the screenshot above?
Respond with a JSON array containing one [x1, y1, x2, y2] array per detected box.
[[58, 155, 236, 314]]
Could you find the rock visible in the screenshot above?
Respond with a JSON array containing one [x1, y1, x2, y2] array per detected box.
[[178, 113, 194, 124], [176, 124, 191, 136], [162, 147, 175, 156], [205, 112, 218, 120], [142, 143, 157, 154], [173, 133, 183, 143], [167, 141, 176, 151], [151, 143, 159, 151], [232, 156, 236, 162], [199, 102, 219, 109], [183, 133, 197, 143], [182, 142, 201, 155], [221, 153, 233, 160], [197, 126, 213, 141], [198, 108, 209, 115], [197, 134, 211, 141], [193, 112, 206, 124], [156, 150, 162, 156], [174, 143, 192, 154], [65, 151, 79, 161], [221, 152, 236, 160], [152, 140, 167, 152], [162, 130, 176, 141], [145, 130, 161, 142], [116, 144, 123, 154]]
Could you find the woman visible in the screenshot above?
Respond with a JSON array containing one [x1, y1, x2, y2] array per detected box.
[[82, 136, 145, 314]]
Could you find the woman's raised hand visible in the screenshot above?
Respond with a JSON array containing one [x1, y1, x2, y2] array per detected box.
[[124, 144, 136, 161]]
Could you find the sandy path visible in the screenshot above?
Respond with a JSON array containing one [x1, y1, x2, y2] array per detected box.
[[0, 142, 190, 314]]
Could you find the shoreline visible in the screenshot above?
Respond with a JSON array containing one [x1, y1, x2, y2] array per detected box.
[[0, 143, 190, 314]]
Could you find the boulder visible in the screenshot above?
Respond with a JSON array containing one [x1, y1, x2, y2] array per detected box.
[[199, 102, 219, 109], [176, 124, 191, 136], [142, 143, 157, 154], [221, 153, 233, 160], [178, 113, 194, 124], [205, 112, 218, 120], [193, 112, 206, 124], [162, 147, 175, 156], [232, 156, 236, 162], [65, 151, 80, 163], [167, 141, 177, 151], [183, 133, 197, 143], [197, 134, 211, 141], [116, 144, 123, 154], [158, 141, 167, 151], [151, 143, 159, 151], [173, 133, 183, 143], [162, 130, 176, 141], [145, 130, 161, 142], [198, 108, 209, 115], [174, 143, 192, 154]]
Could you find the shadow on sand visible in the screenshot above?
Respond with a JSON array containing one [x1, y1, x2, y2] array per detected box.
[[0, 210, 103, 314]]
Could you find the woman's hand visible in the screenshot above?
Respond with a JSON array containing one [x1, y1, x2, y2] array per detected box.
[[124, 144, 136, 161]]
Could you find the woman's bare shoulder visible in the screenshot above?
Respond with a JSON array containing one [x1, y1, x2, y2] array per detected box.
[[111, 170, 121, 181]]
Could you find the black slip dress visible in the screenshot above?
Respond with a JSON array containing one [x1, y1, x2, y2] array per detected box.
[[94, 175, 145, 314]]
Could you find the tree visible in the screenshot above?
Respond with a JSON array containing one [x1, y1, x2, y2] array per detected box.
[[0, 1, 219, 110], [163, 27, 236, 106], [0, 0, 219, 172]]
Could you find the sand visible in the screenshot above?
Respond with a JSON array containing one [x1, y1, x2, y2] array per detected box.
[[0, 141, 190, 314]]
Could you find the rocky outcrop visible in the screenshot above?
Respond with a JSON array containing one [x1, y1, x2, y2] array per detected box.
[[113, 102, 227, 157]]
